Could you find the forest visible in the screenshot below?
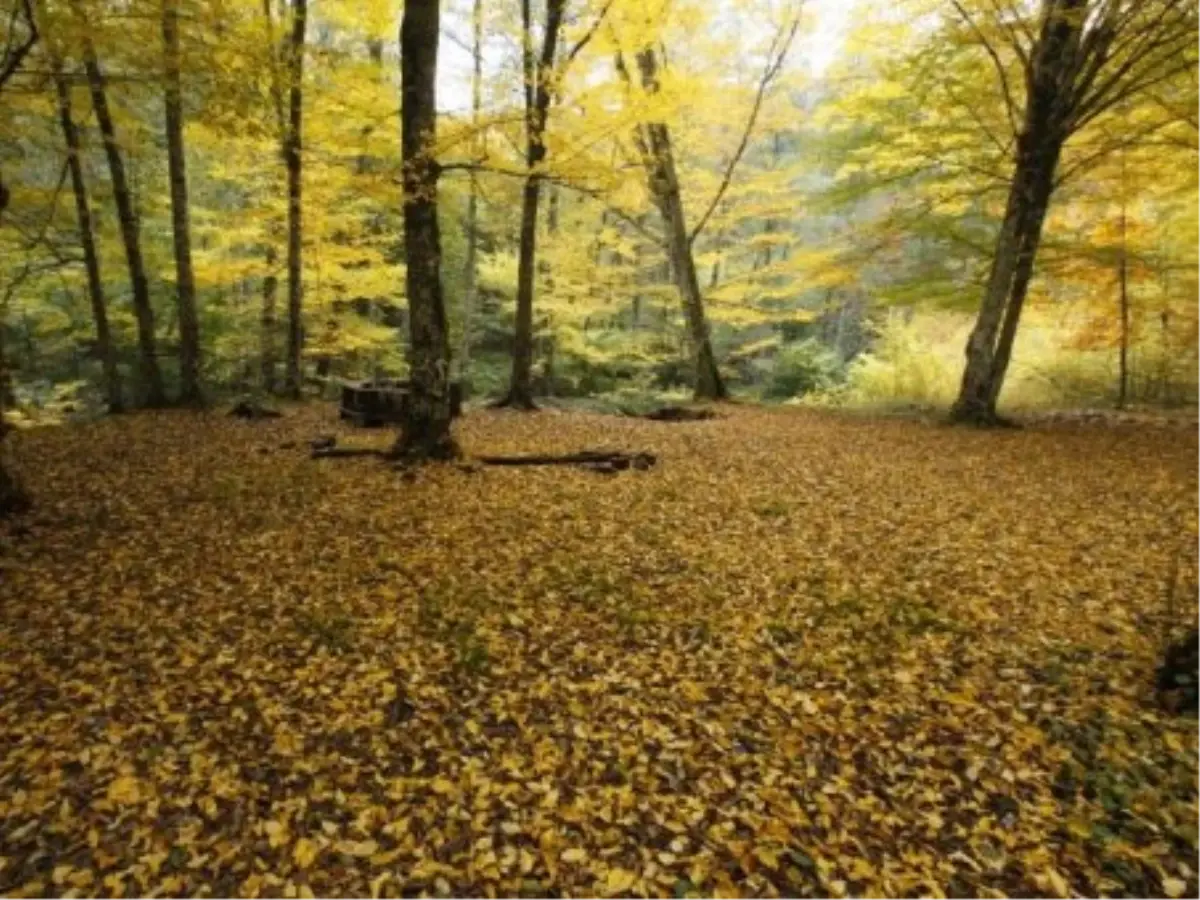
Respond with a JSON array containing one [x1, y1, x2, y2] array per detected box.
[[0, 0, 1198, 897]]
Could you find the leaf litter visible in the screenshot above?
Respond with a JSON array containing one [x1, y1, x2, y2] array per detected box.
[[0, 405, 1196, 898]]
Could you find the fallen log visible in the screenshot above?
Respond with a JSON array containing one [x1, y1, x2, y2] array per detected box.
[[477, 450, 656, 473], [638, 406, 718, 422], [229, 399, 283, 420]]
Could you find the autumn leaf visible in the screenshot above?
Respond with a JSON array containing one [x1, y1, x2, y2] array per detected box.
[[105, 775, 141, 806], [292, 838, 320, 870]]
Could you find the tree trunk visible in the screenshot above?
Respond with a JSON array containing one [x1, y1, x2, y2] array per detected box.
[[950, 0, 1084, 425], [283, 0, 307, 398], [0, 179, 29, 517], [262, 248, 278, 392], [51, 56, 122, 413], [1117, 151, 1129, 409], [78, 28, 165, 406], [163, 0, 202, 406], [629, 49, 725, 401], [505, 178, 541, 408], [460, 0, 482, 388], [498, 0, 565, 409], [393, 0, 456, 460]]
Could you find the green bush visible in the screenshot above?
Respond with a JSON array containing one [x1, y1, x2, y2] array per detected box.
[[765, 340, 844, 399]]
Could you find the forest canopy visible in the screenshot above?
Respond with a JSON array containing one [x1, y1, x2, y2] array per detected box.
[[0, 0, 1195, 424]]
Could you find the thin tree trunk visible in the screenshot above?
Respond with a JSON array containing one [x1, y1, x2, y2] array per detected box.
[[283, 0, 307, 398], [262, 247, 278, 392], [51, 55, 121, 413], [163, 0, 202, 405], [499, 0, 565, 409], [460, 0, 482, 388], [78, 25, 165, 406], [393, 0, 456, 460], [1117, 150, 1129, 409], [627, 48, 725, 400]]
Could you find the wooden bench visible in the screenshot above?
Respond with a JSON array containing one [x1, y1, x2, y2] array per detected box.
[[339, 379, 463, 427]]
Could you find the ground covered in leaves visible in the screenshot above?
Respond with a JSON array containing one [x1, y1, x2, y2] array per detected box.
[[1, 405, 1197, 898]]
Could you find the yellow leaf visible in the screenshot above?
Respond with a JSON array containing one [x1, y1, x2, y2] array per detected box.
[[431, 777, 456, 795], [754, 846, 780, 870], [293, 838, 320, 869], [605, 867, 637, 894], [370, 873, 390, 899], [335, 839, 379, 858], [560, 848, 587, 864], [1163, 877, 1188, 898], [370, 847, 405, 867], [265, 820, 290, 849], [106, 775, 141, 805], [1044, 868, 1071, 898]]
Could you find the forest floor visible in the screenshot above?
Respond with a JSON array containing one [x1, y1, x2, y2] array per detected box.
[[0, 404, 1197, 899]]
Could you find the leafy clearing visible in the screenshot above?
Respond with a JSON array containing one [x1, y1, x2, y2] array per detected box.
[[0, 405, 1196, 898]]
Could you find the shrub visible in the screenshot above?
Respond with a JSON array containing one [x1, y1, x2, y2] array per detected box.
[[765, 340, 844, 399]]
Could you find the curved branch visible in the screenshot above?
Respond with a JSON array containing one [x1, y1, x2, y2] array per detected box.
[[0, 0, 37, 90], [687, 14, 800, 245]]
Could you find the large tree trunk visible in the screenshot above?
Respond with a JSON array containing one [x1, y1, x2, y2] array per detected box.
[[0, 178, 30, 517], [283, 0, 307, 398], [78, 29, 166, 407], [498, 0, 564, 409], [393, 0, 456, 460], [630, 49, 725, 401], [162, 0, 202, 406], [950, 0, 1084, 425], [51, 55, 121, 413]]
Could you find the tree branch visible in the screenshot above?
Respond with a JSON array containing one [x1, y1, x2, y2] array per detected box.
[[561, 0, 613, 70], [948, 0, 1021, 139], [687, 13, 801, 245], [0, 0, 37, 90]]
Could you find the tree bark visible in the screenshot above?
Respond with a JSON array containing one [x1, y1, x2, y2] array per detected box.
[[78, 26, 165, 406], [628, 49, 725, 400], [262, 247, 278, 392], [1117, 149, 1129, 409], [459, 0, 482, 388], [950, 0, 1088, 424], [0, 168, 30, 517], [51, 55, 121, 413], [162, 0, 202, 406], [498, 0, 565, 409], [393, 0, 456, 460], [283, 0, 307, 398]]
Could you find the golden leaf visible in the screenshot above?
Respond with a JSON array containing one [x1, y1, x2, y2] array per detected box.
[[292, 838, 320, 869], [1163, 878, 1188, 898], [106, 776, 142, 806], [604, 867, 637, 894]]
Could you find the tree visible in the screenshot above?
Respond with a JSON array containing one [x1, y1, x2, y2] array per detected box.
[[949, 0, 1197, 424], [0, 0, 37, 517], [615, 9, 799, 400], [497, 0, 608, 408], [162, 0, 202, 405], [283, 0, 307, 398], [459, 0, 483, 391], [74, 1, 167, 406], [393, 0, 457, 459], [49, 48, 122, 413]]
